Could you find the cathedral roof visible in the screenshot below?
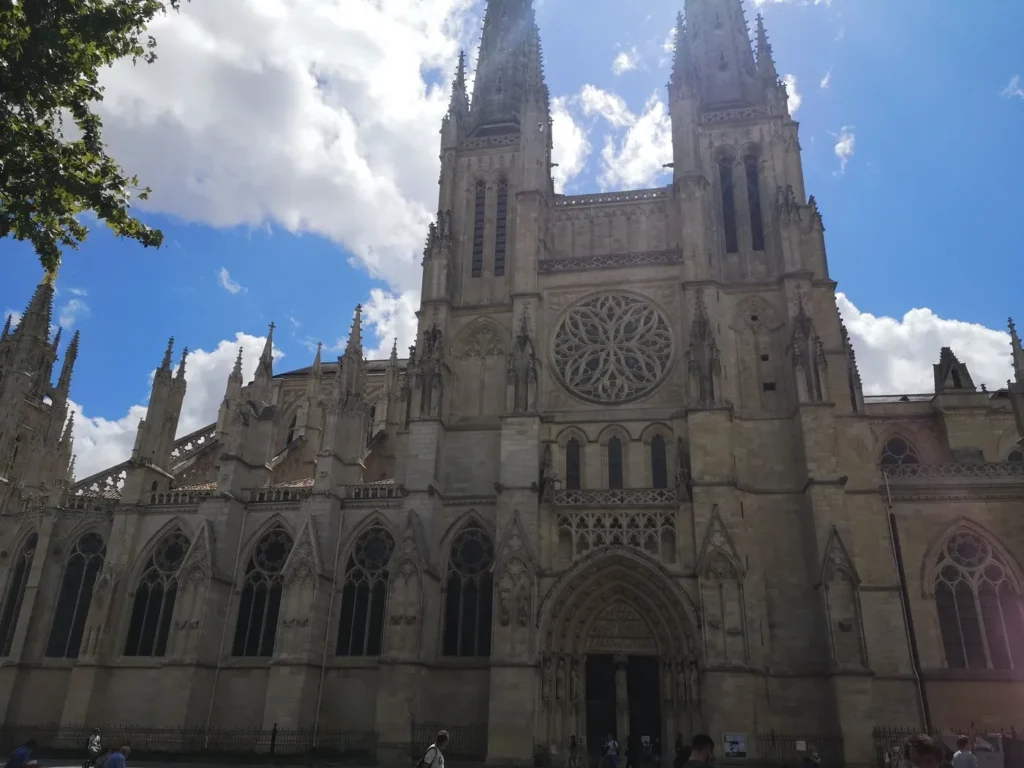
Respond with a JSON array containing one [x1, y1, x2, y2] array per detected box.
[[273, 356, 408, 380]]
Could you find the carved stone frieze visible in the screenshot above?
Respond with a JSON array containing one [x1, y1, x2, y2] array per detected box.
[[538, 248, 682, 274]]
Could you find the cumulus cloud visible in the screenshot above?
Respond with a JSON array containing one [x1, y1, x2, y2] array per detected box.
[[833, 126, 856, 173], [1001, 75, 1024, 99], [217, 267, 247, 295], [58, 298, 90, 329], [361, 288, 420, 359], [94, 0, 481, 294], [551, 96, 591, 193], [838, 294, 1013, 395], [612, 48, 639, 75], [71, 333, 279, 479], [783, 74, 802, 115], [579, 85, 634, 128]]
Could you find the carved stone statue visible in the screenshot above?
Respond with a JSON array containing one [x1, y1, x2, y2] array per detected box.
[[506, 312, 538, 414], [516, 586, 529, 627], [499, 587, 512, 627], [542, 657, 552, 700]]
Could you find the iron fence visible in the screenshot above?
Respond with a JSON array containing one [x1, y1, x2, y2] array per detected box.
[[0, 724, 378, 762], [411, 724, 488, 762], [873, 726, 1024, 768], [757, 731, 844, 767]]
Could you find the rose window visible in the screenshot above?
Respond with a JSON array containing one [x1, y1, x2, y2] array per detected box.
[[552, 293, 673, 404]]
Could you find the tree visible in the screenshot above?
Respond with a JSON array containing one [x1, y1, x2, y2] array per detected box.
[[0, 0, 188, 272]]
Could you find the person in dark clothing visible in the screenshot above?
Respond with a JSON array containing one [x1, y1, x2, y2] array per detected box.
[[683, 735, 714, 767], [5, 740, 38, 768], [673, 734, 689, 768]]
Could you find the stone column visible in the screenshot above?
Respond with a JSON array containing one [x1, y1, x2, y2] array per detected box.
[[614, 654, 629, 742]]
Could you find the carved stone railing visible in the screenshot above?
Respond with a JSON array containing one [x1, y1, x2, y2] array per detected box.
[[345, 482, 400, 501], [539, 248, 683, 274], [248, 487, 311, 504], [882, 462, 1024, 480], [149, 489, 214, 506], [554, 188, 669, 207], [552, 488, 677, 507], [64, 494, 117, 513], [170, 423, 217, 466], [701, 105, 771, 125], [71, 463, 129, 498]]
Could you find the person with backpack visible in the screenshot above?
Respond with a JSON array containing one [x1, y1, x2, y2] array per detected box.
[[417, 731, 449, 768], [5, 740, 38, 768]]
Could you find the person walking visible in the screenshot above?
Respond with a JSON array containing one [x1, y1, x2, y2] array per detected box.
[[952, 737, 978, 768], [682, 735, 714, 768], [4, 740, 37, 768], [103, 746, 131, 768], [417, 730, 449, 768]]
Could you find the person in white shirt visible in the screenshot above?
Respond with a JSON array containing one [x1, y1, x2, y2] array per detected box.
[[418, 730, 449, 768], [952, 736, 979, 768]]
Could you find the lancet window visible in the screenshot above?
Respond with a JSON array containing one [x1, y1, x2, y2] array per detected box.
[[442, 522, 494, 657], [0, 533, 37, 656], [47, 533, 106, 658], [471, 181, 486, 278], [494, 180, 508, 277], [650, 435, 668, 489], [718, 157, 738, 254], [336, 526, 395, 657], [124, 531, 189, 657], [565, 438, 582, 491], [744, 154, 765, 252], [608, 437, 624, 490], [879, 437, 920, 468], [935, 529, 1024, 670], [232, 526, 293, 657]]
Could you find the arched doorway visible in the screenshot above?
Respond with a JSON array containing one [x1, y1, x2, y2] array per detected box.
[[537, 549, 700, 759]]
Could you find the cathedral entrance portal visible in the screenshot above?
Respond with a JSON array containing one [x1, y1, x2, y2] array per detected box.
[[538, 550, 699, 754]]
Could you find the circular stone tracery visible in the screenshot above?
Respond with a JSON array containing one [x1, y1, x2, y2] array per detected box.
[[552, 293, 673, 404]]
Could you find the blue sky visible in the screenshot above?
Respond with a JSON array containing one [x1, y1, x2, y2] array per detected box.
[[1, 0, 1022, 477]]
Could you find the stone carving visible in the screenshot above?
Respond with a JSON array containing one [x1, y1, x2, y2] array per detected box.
[[538, 248, 683, 274], [556, 657, 566, 701], [516, 584, 530, 627], [410, 324, 447, 419], [587, 602, 657, 654], [822, 527, 865, 668], [570, 663, 580, 702], [542, 656, 552, 700], [556, 509, 676, 563], [685, 289, 723, 408], [507, 312, 539, 414], [499, 586, 512, 627], [457, 321, 506, 359], [552, 293, 673, 404]]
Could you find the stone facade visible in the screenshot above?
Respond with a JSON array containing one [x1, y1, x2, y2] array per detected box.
[[2, 0, 1024, 765]]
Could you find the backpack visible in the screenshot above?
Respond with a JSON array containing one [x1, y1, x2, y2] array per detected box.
[[416, 746, 438, 768]]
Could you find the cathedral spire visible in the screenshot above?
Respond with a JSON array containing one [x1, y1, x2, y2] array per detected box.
[[175, 346, 188, 383], [1010, 318, 1024, 384], [231, 346, 244, 383], [468, 0, 548, 138], [57, 330, 80, 394], [307, 341, 323, 397], [160, 337, 175, 374], [2, 314, 11, 338], [346, 306, 363, 356], [449, 50, 469, 118], [670, 11, 697, 101], [754, 14, 779, 82], [251, 322, 275, 403], [336, 305, 366, 409], [684, 0, 760, 108]]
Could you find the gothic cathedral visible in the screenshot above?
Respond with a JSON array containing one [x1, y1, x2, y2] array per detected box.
[[2, 0, 1024, 764]]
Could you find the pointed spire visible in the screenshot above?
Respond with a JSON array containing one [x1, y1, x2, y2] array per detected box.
[[346, 306, 363, 355], [754, 14, 779, 81], [160, 337, 175, 373], [175, 346, 188, 382], [389, 337, 399, 364], [683, 0, 760, 108], [307, 341, 324, 394], [2, 314, 11, 338], [57, 330, 80, 392], [17, 270, 56, 343], [51, 326, 62, 353], [670, 11, 696, 99], [448, 50, 470, 117], [257, 323, 275, 377], [231, 346, 244, 382], [62, 411, 75, 444], [1010, 318, 1024, 384]]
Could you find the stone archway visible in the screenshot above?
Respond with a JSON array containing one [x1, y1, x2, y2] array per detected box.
[[537, 548, 701, 753]]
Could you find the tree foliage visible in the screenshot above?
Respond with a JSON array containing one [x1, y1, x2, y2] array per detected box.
[[0, 0, 187, 272]]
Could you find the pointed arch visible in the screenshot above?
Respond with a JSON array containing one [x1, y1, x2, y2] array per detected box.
[[235, 514, 297, 574], [555, 427, 589, 492], [696, 507, 744, 577], [0, 530, 39, 657], [640, 424, 674, 490], [453, 317, 510, 360], [495, 511, 535, 574], [439, 509, 495, 555], [695, 508, 747, 664], [820, 527, 867, 668], [452, 317, 508, 419], [231, 522, 294, 657], [54, 514, 109, 561], [46, 531, 106, 659], [924, 520, 1024, 671], [124, 516, 194, 585], [336, 519, 395, 657], [597, 425, 631, 490], [441, 517, 495, 658], [123, 527, 191, 657], [878, 433, 922, 468]]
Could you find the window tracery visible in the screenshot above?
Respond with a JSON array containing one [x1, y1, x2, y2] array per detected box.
[[494, 181, 508, 277], [934, 529, 1024, 670], [879, 437, 920, 467], [471, 181, 485, 278], [552, 293, 673, 404], [47, 533, 106, 658], [718, 157, 738, 254], [442, 523, 494, 657], [556, 510, 676, 563], [337, 526, 395, 657], [232, 526, 293, 657], [124, 531, 189, 657], [744, 154, 765, 252], [0, 533, 37, 656]]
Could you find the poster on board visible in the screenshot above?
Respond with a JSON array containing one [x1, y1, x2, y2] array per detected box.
[[723, 734, 748, 758]]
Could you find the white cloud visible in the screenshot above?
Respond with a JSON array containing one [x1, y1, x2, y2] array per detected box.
[[579, 85, 634, 128], [752, 0, 831, 6], [820, 67, 833, 89], [69, 287, 88, 297], [361, 288, 419, 359], [3, 309, 22, 330], [783, 74, 802, 115], [58, 298, 91, 329], [217, 266, 247, 295], [288, 315, 302, 328], [551, 96, 591, 193], [611, 48, 639, 75], [71, 332, 281, 479], [1001, 75, 1024, 99], [94, 0, 481, 294], [838, 293, 1014, 395], [833, 126, 856, 173], [579, 88, 671, 190]]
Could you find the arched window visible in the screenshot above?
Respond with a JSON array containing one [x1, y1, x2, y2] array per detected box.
[[565, 438, 581, 491], [650, 434, 668, 489], [232, 526, 293, 657], [494, 181, 508, 277], [1008, 447, 1023, 464], [0, 533, 38, 656], [442, 523, 494, 657], [608, 437, 624, 489], [718, 157, 738, 254], [47, 533, 106, 658], [744, 154, 764, 252], [935, 530, 1024, 670], [471, 181, 486, 278], [337, 526, 395, 657], [124, 530, 189, 657], [879, 437, 920, 468]]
